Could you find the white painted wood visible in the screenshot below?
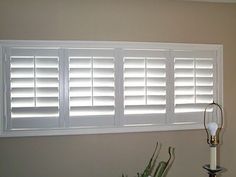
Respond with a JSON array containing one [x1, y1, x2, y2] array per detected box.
[[63, 49, 70, 128], [5, 47, 61, 129], [114, 48, 124, 127], [0, 46, 3, 134], [172, 49, 218, 124], [67, 48, 116, 127], [217, 45, 224, 107], [59, 49, 65, 128], [0, 40, 223, 137], [167, 50, 175, 124], [122, 49, 168, 120], [5, 48, 12, 130], [0, 123, 205, 138], [0, 40, 222, 50]]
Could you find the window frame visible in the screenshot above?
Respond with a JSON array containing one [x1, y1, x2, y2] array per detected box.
[[0, 40, 223, 137]]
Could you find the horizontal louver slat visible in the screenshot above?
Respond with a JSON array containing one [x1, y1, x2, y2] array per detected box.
[[11, 107, 59, 118], [70, 106, 114, 116], [125, 105, 166, 114]]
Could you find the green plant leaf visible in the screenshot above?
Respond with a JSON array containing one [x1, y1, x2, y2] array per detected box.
[[153, 161, 167, 177], [121, 141, 175, 177], [141, 141, 160, 177]]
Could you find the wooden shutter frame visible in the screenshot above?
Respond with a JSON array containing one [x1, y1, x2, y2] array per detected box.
[[5, 47, 63, 129]]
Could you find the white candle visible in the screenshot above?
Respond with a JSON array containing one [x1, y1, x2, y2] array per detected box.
[[210, 146, 217, 170]]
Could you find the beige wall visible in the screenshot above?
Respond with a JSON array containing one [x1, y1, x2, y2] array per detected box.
[[0, 0, 236, 177]]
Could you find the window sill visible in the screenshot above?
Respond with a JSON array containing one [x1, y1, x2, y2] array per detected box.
[[0, 123, 204, 138]]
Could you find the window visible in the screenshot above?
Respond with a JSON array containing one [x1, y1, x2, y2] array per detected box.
[[0, 41, 223, 137]]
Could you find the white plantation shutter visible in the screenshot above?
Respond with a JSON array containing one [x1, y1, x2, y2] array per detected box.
[[173, 50, 217, 123], [6, 48, 62, 129], [67, 48, 115, 127], [1, 41, 223, 136], [122, 49, 169, 125]]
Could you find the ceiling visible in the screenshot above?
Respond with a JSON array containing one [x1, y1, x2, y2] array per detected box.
[[185, 0, 236, 3]]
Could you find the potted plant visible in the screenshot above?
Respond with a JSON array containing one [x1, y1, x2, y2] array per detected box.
[[122, 141, 175, 177]]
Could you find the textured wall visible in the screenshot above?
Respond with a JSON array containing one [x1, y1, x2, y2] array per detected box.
[[0, 0, 236, 177]]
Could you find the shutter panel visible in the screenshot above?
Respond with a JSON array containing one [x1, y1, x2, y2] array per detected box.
[[7, 48, 61, 129], [67, 48, 115, 127], [123, 49, 168, 125], [173, 50, 216, 123]]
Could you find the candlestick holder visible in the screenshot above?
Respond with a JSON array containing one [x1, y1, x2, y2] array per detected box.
[[203, 164, 226, 177]]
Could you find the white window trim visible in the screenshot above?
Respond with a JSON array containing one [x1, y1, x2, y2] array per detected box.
[[0, 45, 4, 136], [0, 40, 223, 137]]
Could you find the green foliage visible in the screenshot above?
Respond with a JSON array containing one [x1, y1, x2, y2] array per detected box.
[[122, 141, 175, 177]]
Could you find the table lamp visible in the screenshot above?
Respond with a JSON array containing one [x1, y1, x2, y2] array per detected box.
[[202, 102, 226, 177]]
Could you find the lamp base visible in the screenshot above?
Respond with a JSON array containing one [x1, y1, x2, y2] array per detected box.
[[203, 164, 226, 177]]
